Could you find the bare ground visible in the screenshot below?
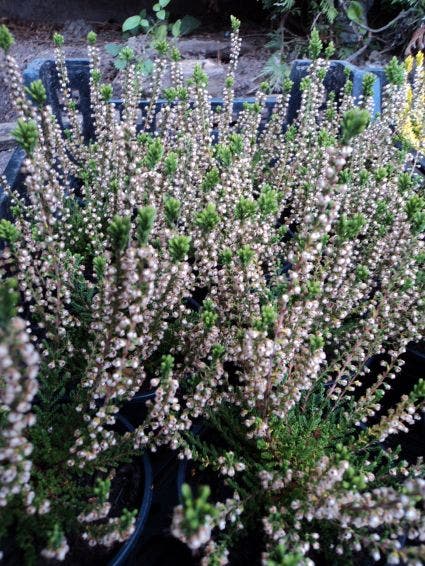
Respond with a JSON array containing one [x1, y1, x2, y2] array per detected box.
[[0, 19, 272, 123]]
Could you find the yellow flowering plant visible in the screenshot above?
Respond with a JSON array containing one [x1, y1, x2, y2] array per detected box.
[[401, 52, 425, 155]]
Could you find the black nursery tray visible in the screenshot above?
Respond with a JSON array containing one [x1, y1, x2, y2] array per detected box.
[[1, 56, 384, 220]]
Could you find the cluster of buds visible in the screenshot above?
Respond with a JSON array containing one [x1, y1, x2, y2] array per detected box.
[[171, 483, 243, 551], [0, 315, 39, 508], [81, 509, 137, 548]]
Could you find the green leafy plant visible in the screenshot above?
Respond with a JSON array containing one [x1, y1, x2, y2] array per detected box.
[[259, 0, 424, 74], [106, 0, 200, 71]]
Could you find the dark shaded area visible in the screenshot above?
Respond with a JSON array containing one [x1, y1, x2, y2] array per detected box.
[[0, 0, 267, 26]]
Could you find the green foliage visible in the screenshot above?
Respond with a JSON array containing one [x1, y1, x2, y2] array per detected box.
[[46, 523, 65, 551], [121, 46, 135, 61], [108, 215, 131, 253], [117, 46, 136, 69], [223, 77, 234, 91], [0, 219, 20, 243], [300, 77, 311, 92], [406, 195, 425, 234], [0, 278, 19, 327], [266, 543, 304, 566], [0, 24, 14, 52], [192, 63, 208, 87], [196, 203, 220, 231], [375, 199, 394, 233], [100, 84, 113, 102], [93, 478, 110, 504], [318, 129, 336, 147], [254, 304, 278, 332], [320, 0, 338, 22], [93, 255, 107, 280], [211, 344, 225, 361], [105, 43, 122, 57], [176, 86, 188, 101], [235, 197, 257, 221], [346, 0, 365, 23], [118, 509, 138, 532], [178, 15, 201, 36], [374, 166, 389, 182], [359, 169, 369, 185], [341, 108, 370, 144], [309, 333, 325, 351], [317, 67, 326, 81], [87, 31, 97, 45], [53, 33, 64, 47], [410, 379, 425, 402], [324, 40, 335, 59], [137, 132, 152, 145], [284, 125, 298, 142], [219, 248, 233, 266], [338, 171, 352, 185], [230, 15, 241, 31], [12, 119, 38, 155], [243, 101, 262, 113], [362, 73, 376, 98], [123, 15, 147, 33], [228, 133, 244, 156], [215, 144, 233, 168], [171, 47, 181, 62], [385, 57, 405, 86], [179, 483, 218, 535], [305, 279, 321, 299], [106, 41, 140, 70], [168, 235, 190, 262], [308, 28, 323, 59], [163, 87, 178, 103], [2, 17, 423, 565], [25, 80, 47, 107], [160, 353, 174, 377], [237, 245, 255, 267], [398, 172, 414, 193], [137, 206, 156, 244], [355, 264, 369, 282], [186, 364, 418, 561], [164, 196, 181, 225], [258, 185, 279, 216], [202, 168, 220, 192], [337, 213, 366, 241], [120, 1, 200, 53], [202, 300, 218, 330], [154, 39, 169, 55], [261, 0, 418, 63], [257, 54, 290, 93], [144, 138, 164, 169]]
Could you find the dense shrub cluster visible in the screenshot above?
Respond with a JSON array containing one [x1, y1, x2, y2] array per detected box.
[[0, 20, 424, 565]]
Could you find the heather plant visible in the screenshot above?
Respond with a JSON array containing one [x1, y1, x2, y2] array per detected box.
[[169, 32, 424, 566], [0, 17, 423, 566]]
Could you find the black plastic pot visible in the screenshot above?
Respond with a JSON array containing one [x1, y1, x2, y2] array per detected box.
[[109, 415, 154, 566], [21, 56, 383, 139], [0, 414, 153, 566], [119, 390, 156, 429]]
